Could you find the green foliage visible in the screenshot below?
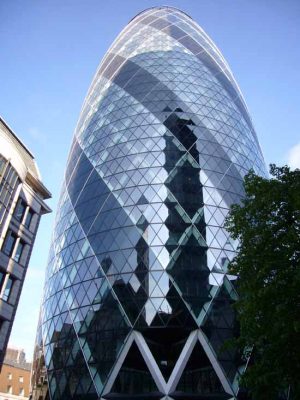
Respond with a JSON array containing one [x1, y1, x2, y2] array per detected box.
[[225, 165, 300, 400]]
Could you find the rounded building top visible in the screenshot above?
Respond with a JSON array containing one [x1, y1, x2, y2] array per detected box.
[[77, 4, 260, 152], [129, 6, 193, 23]]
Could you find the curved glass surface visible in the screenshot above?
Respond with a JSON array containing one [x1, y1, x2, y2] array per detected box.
[[32, 6, 267, 400]]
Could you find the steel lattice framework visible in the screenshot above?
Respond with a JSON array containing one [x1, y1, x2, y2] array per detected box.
[[32, 6, 267, 400]]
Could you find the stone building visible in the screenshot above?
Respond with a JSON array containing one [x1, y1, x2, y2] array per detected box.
[[0, 117, 51, 366]]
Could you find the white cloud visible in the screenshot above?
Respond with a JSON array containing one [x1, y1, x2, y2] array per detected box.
[[287, 142, 300, 170]]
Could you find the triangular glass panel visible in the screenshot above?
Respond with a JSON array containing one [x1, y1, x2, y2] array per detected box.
[[172, 341, 230, 398], [143, 327, 190, 381], [79, 289, 130, 384], [108, 342, 162, 398], [201, 283, 242, 383], [167, 234, 211, 317]]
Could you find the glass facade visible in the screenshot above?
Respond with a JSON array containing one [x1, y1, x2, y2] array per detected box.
[[32, 6, 267, 400]]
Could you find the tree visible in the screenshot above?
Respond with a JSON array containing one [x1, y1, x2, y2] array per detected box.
[[225, 165, 300, 400]]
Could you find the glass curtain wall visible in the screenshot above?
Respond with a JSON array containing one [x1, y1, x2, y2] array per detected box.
[[32, 6, 267, 400]]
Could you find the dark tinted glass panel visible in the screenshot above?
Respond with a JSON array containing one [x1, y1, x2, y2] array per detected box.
[[110, 342, 159, 396], [175, 341, 225, 396]]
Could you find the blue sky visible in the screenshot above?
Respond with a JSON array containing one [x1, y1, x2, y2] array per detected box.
[[0, 0, 299, 360]]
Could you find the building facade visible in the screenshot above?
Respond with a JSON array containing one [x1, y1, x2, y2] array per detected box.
[[31, 6, 267, 400], [0, 347, 31, 400], [0, 118, 51, 366]]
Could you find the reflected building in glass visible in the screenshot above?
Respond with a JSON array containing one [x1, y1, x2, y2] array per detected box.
[[31, 6, 267, 400]]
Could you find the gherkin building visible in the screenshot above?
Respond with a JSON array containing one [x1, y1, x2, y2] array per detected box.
[[31, 6, 267, 400]]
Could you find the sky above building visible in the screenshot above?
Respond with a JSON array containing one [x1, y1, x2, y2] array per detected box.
[[0, 0, 299, 360]]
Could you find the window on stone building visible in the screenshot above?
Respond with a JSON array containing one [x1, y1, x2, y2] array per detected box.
[[0, 155, 6, 175], [14, 240, 24, 263], [2, 277, 14, 302], [14, 198, 26, 222], [24, 208, 34, 229], [2, 230, 17, 257], [0, 270, 5, 292]]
